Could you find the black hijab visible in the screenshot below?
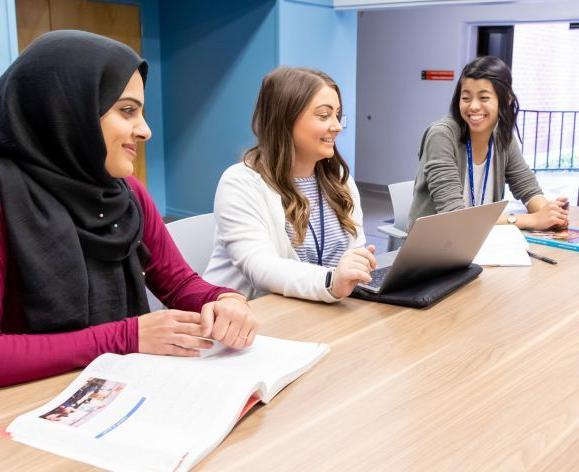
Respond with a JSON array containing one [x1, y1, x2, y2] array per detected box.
[[0, 30, 150, 332]]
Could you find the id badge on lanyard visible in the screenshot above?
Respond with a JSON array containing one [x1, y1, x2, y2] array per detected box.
[[307, 184, 325, 266], [466, 137, 493, 207]]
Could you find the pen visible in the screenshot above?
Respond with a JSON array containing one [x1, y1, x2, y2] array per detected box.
[[527, 250, 557, 265]]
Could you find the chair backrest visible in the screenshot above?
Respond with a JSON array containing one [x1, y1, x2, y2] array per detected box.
[[166, 213, 216, 274], [146, 213, 216, 311], [388, 180, 414, 232]]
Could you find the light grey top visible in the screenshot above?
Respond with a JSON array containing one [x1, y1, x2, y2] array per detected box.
[[408, 116, 543, 228]]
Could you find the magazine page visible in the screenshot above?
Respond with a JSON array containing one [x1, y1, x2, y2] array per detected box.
[[524, 227, 579, 252], [526, 228, 579, 243], [255, 337, 330, 402], [7, 335, 329, 472]]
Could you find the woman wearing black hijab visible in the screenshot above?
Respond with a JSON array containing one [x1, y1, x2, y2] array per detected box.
[[0, 30, 258, 387]]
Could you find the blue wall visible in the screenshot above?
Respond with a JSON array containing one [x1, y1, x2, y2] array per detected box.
[[160, 0, 278, 217], [159, 0, 357, 217], [135, 0, 166, 214], [1, 0, 359, 217], [101, 0, 167, 214], [278, 0, 358, 174], [0, 0, 17, 74]]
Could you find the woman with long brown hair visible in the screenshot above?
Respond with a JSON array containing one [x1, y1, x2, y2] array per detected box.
[[204, 67, 376, 302]]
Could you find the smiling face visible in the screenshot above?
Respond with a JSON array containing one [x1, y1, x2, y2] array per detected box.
[[459, 78, 499, 138], [292, 84, 342, 174], [100, 71, 151, 178]]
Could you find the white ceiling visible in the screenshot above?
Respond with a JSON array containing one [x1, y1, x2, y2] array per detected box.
[[333, 0, 527, 10]]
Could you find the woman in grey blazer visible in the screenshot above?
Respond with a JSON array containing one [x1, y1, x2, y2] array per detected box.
[[409, 56, 568, 230]]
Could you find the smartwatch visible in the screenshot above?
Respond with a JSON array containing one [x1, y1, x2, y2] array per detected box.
[[507, 214, 518, 225], [324, 268, 335, 291]]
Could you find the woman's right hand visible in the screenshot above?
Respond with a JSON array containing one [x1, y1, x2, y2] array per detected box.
[[330, 245, 377, 299], [138, 310, 214, 356]]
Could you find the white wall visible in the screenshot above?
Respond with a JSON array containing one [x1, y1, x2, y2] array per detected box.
[[336, 0, 518, 8], [513, 22, 579, 111], [355, 0, 579, 186]]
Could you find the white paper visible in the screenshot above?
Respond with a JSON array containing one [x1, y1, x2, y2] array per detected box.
[[473, 225, 531, 266]]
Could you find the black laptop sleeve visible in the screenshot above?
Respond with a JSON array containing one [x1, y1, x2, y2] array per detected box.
[[350, 264, 483, 308]]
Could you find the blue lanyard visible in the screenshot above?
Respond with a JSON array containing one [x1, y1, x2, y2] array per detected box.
[[466, 137, 493, 207], [307, 184, 325, 266]]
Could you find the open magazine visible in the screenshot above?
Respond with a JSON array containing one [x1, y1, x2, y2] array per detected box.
[[6, 335, 329, 471], [524, 227, 579, 252]]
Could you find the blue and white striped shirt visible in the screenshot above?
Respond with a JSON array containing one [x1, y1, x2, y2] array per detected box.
[[285, 176, 349, 268]]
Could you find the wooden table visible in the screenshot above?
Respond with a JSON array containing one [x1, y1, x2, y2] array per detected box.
[[2, 219, 579, 471]]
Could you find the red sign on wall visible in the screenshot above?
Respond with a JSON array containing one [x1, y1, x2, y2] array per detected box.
[[421, 70, 454, 81]]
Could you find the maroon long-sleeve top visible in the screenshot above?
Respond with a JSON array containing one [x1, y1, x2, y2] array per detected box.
[[0, 176, 233, 387]]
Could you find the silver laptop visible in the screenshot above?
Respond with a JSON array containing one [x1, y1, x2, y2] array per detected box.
[[359, 201, 508, 293]]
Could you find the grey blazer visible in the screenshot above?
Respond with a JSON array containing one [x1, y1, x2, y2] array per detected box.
[[408, 116, 543, 228]]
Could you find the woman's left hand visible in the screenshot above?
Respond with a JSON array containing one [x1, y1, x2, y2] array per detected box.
[[199, 296, 258, 349], [526, 196, 569, 230]]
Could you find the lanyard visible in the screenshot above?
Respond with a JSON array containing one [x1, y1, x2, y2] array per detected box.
[[307, 184, 325, 266], [466, 136, 493, 207]]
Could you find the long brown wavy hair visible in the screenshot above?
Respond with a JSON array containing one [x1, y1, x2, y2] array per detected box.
[[243, 67, 357, 246]]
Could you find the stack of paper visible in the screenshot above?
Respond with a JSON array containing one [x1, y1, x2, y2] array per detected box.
[[474, 225, 531, 266]]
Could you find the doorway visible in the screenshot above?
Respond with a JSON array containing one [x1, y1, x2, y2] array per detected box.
[[477, 25, 514, 68]]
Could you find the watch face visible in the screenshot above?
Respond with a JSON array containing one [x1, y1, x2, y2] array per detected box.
[[325, 270, 333, 289], [508, 214, 517, 224]]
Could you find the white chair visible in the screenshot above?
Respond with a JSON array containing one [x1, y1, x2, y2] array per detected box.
[[166, 213, 216, 273], [377, 180, 414, 251], [146, 213, 216, 311]]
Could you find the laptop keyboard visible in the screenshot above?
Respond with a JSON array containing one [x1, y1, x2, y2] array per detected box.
[[367, 266, 392, 290]]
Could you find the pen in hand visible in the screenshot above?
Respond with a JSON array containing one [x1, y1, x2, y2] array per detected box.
[[527, 250, 557, 265]]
